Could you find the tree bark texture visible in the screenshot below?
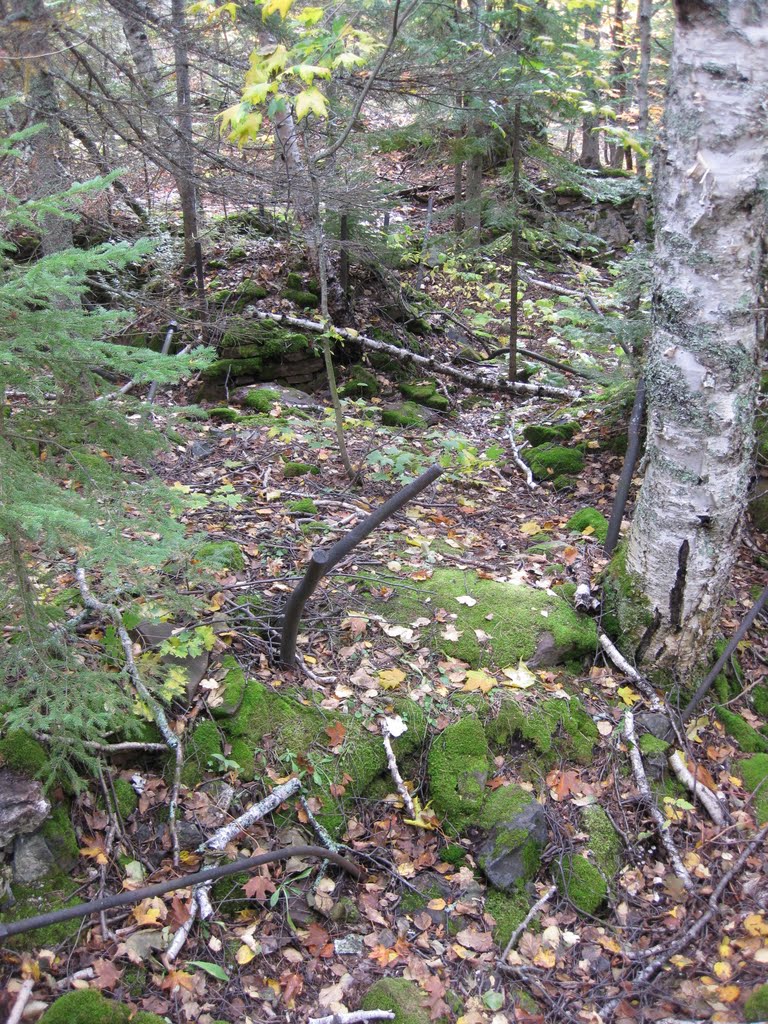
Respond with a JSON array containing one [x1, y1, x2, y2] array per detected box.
[[624, 0, 768, 674]]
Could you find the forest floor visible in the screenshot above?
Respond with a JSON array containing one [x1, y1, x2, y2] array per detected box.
[[3, 152, 768, 1024]]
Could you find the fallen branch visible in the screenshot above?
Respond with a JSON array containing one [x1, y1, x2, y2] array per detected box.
[[255, 311, 578, 400], [0, 845, 364, 941], [199, 776, 302, 852], [624, 711, 693, 890], [300, 794, 341, 854], [381, 719, 416, 818], [668, 751, 726, 826], [6, 978, 35, 1024], [279, 465, 443, 666], [309, 1013, 395, 1024], [601, 822, 768, 1018], [598, 631, 664, 713], [682, 582, 768, 722], [484, 344, 597, 381], [501, 884, 557, 961], [505, 427, 537, 490], [146, 322, 177, 404]]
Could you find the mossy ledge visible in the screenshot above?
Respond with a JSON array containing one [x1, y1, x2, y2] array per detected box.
[[427, 717, 490, 830], [361, 979, 431, 1024], [39, 989, 166, 1024]]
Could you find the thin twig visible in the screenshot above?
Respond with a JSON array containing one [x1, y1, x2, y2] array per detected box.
[[381, 721, 416, 818], [501, 884, 557, 961], [505, 427, 537, 490]]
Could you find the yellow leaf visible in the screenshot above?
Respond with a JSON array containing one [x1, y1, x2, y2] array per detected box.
[[463, 669, 496, 694], [79, 842, 109, 865], [580, 525, 595, 536], [227, 112, 263, 148], [501, 659, 537, 689], [520, 521, 542, 536], [744, 914, 768, 937], [242, 81, 274, 103], [236, 944, 257, 965], [670, 955, 694, 968], [427, 898, 447, 911], [718, 985, 741, 1003], [294, 86, 328, 121], [378, 668, 405, 690], [133, 897, 167, 925], [713, 961, 732, 981], [533, 947, 556, 968], [291, 63, 332, 85], [261, 0, 293, 18], [404, 798, 439, 831], [617, 685, 641, 706]]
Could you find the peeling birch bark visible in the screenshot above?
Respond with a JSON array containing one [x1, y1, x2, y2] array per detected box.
[[625, 0, 768, 674]]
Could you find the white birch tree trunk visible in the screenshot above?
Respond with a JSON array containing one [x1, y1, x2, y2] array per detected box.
[[623, 0, 768, 674]]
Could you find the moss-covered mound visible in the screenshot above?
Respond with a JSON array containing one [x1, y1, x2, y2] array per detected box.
[[399, 380, 450, 411], [741, 754, 768, 823], [0, 731, 49, 775], [487, 696, 598, 765], [381, 402, 426, 428], [600, 543, 654, 649], [284, 461, 320, 478], [522, 422, 578, 447], [716, 708, 768, 753], [194, 540, 245, 572], [745, 984, 768, 1024], [1, 873, 83, 949], [527, 444, 584, 481], [339, 365, 380, 399], [241, 387, 281, 412], [212, 659, 425, 834], [427, 718, 490, 830], [485, 884, 531, 948], [582, 804, 622, 876], [39, 989, 166, 1024], [556, 854, 607, 914], [367, 568, 596, 670], [566, 507, 609, 544], [361, 979, 431, 1024], [201, 318, 323, 395]]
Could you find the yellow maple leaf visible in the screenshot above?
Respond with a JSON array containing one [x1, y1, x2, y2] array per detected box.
[[617, 685, 641, 706], [79, 841, 108, 865], [463, 669, 496, 694], [236, 944, 257, 965], [718, 985, 741, 1003], [520, 521, 543, 536], [132, 897, 167, 925], [378, 668, 405, 690], [744, 913, 768, 937], [294, 86, 328, 121], [261, 0, 294, 18]]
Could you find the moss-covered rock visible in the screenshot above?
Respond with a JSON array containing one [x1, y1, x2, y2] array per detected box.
[[233, 279, 268, 311], [566, 507, 609, 544], [39, 989, 166, 1024], [527, 445, 584, 481], [717, 708, 768, 753], [207, 406, 240, 422], [582, 805, 621, 877], [427, 718, 490, 830], [283, 461, 320, 478], [381, 402, 426, 428], [741, 754, 768, 823], [556, 855, 607, 914], [1, 872, 82, 948], [283, 288, 320, 309], [477, 785, 546, 888], [0, 731, 49, 776], [228, 737, 256, 781], [552, 475, 576, 491], [398, 380, 450, 411], [485, 884, 532, 948], [638, 733, 670, 755], [287, 497, 318, 514], [181, 720, 223, 787], [40, 804, 79, 869], [203, 318, 311, 382], [522, 422, 578, 447], [745, 984, 768, 1023], [339, 365, 380, 399], [487, 697, 598, 765], [600, 542, 654, 649], [242, 387, 281, 412], [195, 540, 245, 572], [112, 777, 139, 819], [361, 979, 430, 1024], [369, 568, 596, 670]]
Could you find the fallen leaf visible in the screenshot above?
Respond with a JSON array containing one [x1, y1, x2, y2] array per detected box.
[[456, 595, 477, 606], [243, 873, 276, 900], [617, 685, 642, 706], [501, 659, 537, 689], [455, 928, 494, 952], [463, 669, 496, 693], [379, 668, 406, 690], [92, 959, 123, 990], [132, 897, 167, 926], [325, 721, 347, 747], [520, 521, 543, 536]]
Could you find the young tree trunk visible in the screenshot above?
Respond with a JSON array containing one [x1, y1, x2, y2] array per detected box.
[[464, 150, 484, 231], [577, 16, 602, 170], [622, 0, 768, 676], [171, 0, 199, 267], [634, 0, 653, 233]]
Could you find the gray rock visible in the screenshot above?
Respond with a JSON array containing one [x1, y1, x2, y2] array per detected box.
[[188, 440, 214, 461], [133, 620, 209, 703], [13, 833, 55, 883], [0, 770, 50, 848], [635, 712, 674, 741], [530, 631, 571, 668], [477, 801, 548, 891], [232, 384, 322, 411], [334, 935, 364, 955]]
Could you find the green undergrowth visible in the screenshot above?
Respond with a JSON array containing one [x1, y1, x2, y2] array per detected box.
[[427, 717, 490, 830], [486, 883, 532, 947], [366, 568, 596, 669], [745, 984, 768, 1023], [39, 989, 166, 1024], [361, 979, 431, 1024], [555, 854, 608, 914], [566, 507, 609, 544], [1, 873, 83, 949], [740, 754, 768, 823], [487, 696, 598, 765]]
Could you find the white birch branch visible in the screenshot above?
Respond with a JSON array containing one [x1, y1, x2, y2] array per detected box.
[[381, 720, 416, 818], [667, 751, 726, 825], [6, 978, 35, 1024], [598, 631, 665, 713], [505, 427, 537, 490], [309, 1012, 396, 1024], [199, 777, 302, 852]]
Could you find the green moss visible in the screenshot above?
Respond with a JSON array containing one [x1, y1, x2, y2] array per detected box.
[[182, 720, 223, 787], [361, 979, 430, 1024], [487, 697, 598, 765], [740, 754, 768, 824], [211, 870, 252, 913], [552, 475, 576, 490], [400, 881, 443, 914], [339, 366, 380, 399], [39, 990, 167, 1024], [1, 872, 82, 948], [427, 718, 490, 830], [242, 387, 280, 412], [203, 318, 310, 381], [207, 407, 240, 422], [287, 497, 318, 514], [441, 843, 468, 865], [638, 733, 669, 756], [112, 777, 138, 818], [233, 280, 268, 310], [372, 568, 596, 670], [285, 271, 304, 289], [745, 984, 768, 1023], [752, 685, 768, 719], [485, 884, 531, 948], [527, 445, 584, 481], [284, 461, 320, 478], [381, 402, 426, 428], [0, 731, 48, 776], [195, 540, 246, 572], [40, 804, 79, 865], [283, 288, 320, 308], [556, 855, 607, 914], [582, 805, 621, 877], [479, 784, 532, 829], [522, 422, 578, 447], [600, 542, 654, 646], [716, 708, 768, 753], [566, 507, 609, 544], [229, 738, 256, 780]]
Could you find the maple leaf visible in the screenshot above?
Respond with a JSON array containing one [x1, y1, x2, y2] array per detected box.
[[325, 721, 347, 747], [79, 838, 109, 865], [302, 921, 332, 957], [92, 958, 123, 990], [132, 897, 167, 925], [161, 970, 196, 994], [455, 927, 494, 952], [462, 669, 496, 694], [378, 668, 405, 690], [422, 976, 450, 1020], [243, 873, 276, 900], [369, 944, 400, 967], [501, 659, 537, 689], [617, 685, 642, 706]]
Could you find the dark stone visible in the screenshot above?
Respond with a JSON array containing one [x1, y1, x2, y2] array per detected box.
[[0, 770, 50, 849], [13, 833, 54, 883], [477, 801, 548, 891], [530, 631, 570, 668]]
